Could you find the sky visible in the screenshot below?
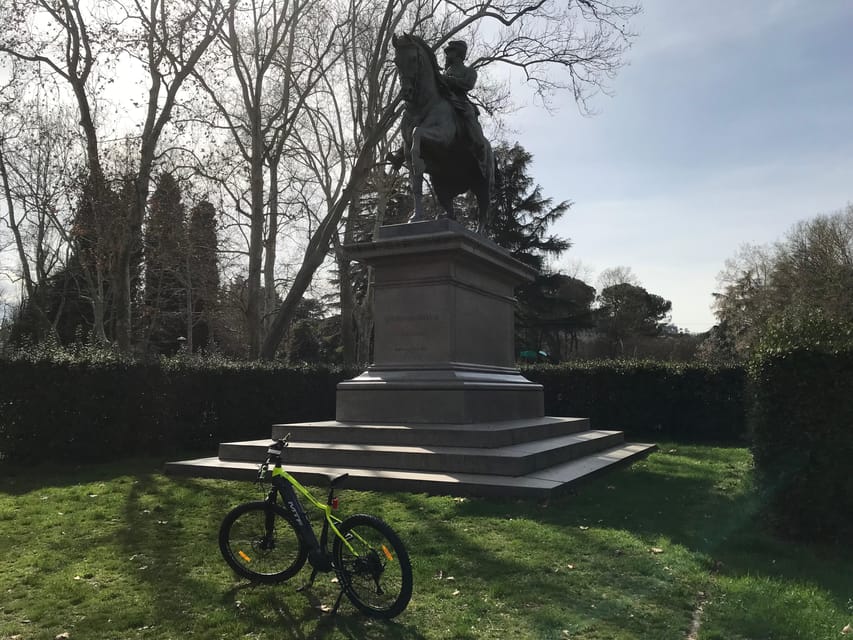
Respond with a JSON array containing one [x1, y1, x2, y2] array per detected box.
[[508, 0, 853, 332]]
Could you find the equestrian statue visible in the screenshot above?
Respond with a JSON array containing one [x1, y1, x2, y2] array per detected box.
[[389, 34, 494, 234]]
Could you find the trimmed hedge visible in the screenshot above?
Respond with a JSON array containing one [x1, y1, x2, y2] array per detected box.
[[0, 355, 349, 465], [525, 361, 747, 442], [1, 354, 747, 466], [749, 347, 853, 542]]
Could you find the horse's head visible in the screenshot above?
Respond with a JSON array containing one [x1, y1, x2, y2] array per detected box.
[[392, 33, 442, 104]]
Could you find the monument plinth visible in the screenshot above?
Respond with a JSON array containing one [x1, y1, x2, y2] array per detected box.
[[167, 220, 655, 497], [336, 219, 544, 423]]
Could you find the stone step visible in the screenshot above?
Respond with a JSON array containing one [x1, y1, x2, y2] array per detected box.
[[270, 416, 591, 448], [217, 430, 625, 477], [164, 442, 657, 498]]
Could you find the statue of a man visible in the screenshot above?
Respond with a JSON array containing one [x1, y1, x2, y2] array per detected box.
[[442, 40, 485, 156]]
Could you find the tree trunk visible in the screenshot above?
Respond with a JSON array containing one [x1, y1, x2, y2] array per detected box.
[[185, 250, 194, 353], [245, 116, 265, 358], [263, 154, 280, 339], [259, 147, 376, 360], [339, 199, 358, 367]]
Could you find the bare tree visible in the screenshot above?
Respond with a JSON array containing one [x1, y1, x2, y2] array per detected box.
[[0, 79, 85, 340], [1, 0, 233, 350], [597, 265, 641, 291], [188, 0, 344, 357]]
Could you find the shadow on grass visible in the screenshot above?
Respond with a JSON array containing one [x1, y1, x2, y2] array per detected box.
[[444, 445, 853, 612], [0, 448, 215, 495], [387, 491, 700, 638]]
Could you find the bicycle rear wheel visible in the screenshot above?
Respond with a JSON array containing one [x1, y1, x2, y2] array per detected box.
[[333, 514, 413, 618], [219, 501, 307, 584]]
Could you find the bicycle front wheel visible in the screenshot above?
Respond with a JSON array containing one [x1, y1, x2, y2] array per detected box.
[[333, 514, 413, 618], [219, 501, 307, 584]]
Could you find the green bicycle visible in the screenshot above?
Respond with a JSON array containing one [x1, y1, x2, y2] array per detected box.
[[218, 434, 413, 619]]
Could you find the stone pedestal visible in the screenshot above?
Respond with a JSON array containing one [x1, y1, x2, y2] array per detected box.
[[336, 219, 544, 424]]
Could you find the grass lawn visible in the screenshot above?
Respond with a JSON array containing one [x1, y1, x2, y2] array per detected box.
[[1, 444, 851, 640]]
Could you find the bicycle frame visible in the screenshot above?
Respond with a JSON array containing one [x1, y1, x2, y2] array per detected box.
[[267, 465, 359, 560]]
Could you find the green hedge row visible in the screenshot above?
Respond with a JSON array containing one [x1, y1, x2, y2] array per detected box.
[[0, 357, 348, 464], [1, 355, 748, 465], [749, 347, 853, 542], [526, 361, 747, 442]]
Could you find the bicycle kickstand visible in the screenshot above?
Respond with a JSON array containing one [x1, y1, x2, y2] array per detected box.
[[330, 587, 345, 616], [296, 568, 319, 592]]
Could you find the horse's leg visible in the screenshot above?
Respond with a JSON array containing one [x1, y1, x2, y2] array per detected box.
[[410, 113, 457, 221], [408, 126, 427, 222], [475, 184, 490, 234], [475, 143, 495, 234], [434, 183, 455, 220]]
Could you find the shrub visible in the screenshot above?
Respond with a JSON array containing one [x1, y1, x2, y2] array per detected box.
[[0, 349, 350, 465], [525, 360, 747, 442], [1, 348, 746, 466], [748, 313, 853, 541]]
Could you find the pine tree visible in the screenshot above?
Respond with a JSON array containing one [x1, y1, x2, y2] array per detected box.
[[186, 199, 219, 351], [485, 142, 571, 269], [143, 172, 187, 354]]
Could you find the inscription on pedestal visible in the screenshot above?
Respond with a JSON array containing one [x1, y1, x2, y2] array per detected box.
[[381, 311, 444, 358]]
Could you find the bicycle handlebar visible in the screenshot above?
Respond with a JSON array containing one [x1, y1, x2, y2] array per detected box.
[[257, 434, 291, 481], [266, 433, 291, 458]]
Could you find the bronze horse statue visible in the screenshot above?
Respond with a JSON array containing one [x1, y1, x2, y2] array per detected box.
[[391, 33, 494, 234]]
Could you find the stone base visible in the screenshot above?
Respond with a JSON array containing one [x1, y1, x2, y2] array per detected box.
[[165, 416, 657, 497], [336, 365, 543, 423]]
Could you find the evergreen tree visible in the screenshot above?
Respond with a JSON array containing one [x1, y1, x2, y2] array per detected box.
[[9, 172, 140, 346], [143, 172, 186, 354], [186, 199, 219, 351], [475, 142, 590, 360], [596, 282, 673, 356], [485, 142, 571, 269]]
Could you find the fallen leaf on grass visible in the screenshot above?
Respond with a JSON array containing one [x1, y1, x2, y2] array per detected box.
[[452, 589, 461, 596], [650, 547, 664, 554], [445, 576, 455, 581], [317, 604, 332, 613], [567, 564, 575, 570]]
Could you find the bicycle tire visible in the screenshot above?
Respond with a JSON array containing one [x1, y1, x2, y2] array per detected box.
[[219, 501, 308, 584], [333, 513, 413, 618]]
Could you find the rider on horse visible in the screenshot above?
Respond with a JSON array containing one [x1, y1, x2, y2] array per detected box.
[[442, 40, 487, 161], [388, 38, 488, 172]]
